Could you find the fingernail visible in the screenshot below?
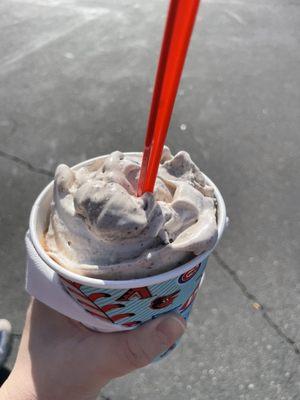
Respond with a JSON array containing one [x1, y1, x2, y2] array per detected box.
[[170, 315, 186, 331], [156, 315, 186, 343]]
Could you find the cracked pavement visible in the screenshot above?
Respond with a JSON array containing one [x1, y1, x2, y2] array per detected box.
[[0, 0, 299, 399]]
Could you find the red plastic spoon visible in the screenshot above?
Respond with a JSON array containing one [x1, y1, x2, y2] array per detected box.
[[137, 0, 200, 196]]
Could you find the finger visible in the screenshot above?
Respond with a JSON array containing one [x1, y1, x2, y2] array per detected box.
[[94, 313, 186, 379]]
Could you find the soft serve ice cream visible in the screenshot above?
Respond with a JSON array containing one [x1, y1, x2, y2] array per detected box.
[[44, 147, 217, 280]]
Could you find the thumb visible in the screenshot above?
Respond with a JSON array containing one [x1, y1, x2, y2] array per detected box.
[[101, 313, 186, 378]]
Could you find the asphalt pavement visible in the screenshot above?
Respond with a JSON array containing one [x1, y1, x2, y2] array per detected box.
[[0, 0, 299, 399]]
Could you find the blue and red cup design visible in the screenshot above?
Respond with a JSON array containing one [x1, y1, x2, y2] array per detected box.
[[59, 259, 208, 359]]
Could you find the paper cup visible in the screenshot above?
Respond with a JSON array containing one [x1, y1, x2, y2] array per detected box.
[[28, 153, 226, 358]]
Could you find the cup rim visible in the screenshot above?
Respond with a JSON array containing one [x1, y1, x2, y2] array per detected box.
[[29, 153, 227, 289]]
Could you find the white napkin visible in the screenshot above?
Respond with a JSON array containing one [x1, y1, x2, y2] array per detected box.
[[25, 232, 125, 332]]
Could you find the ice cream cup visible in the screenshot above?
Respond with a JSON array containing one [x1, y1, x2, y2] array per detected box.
[[28, 153, 226, 358]]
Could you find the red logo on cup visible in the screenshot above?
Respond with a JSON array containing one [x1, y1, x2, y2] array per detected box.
[[178, 265, 200, 284], [151, 290, 180, 309], [117, 287, 152, 301], [179, 282, 201, 312], [122, 321, 141, 328]]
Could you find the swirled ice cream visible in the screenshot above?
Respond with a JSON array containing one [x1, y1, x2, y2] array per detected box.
[[45, 148, 217, 279]]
